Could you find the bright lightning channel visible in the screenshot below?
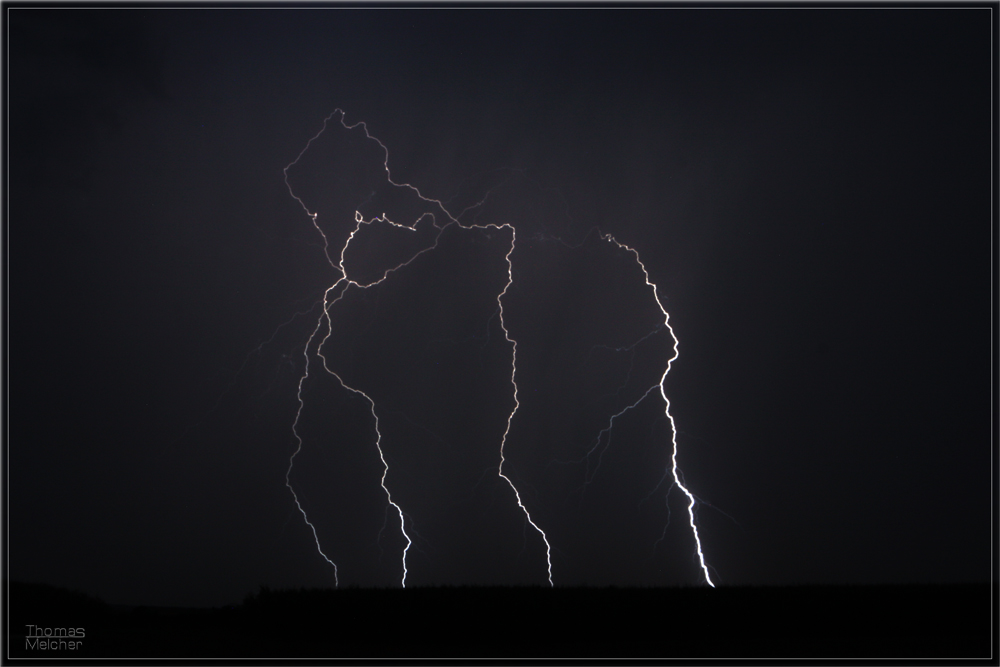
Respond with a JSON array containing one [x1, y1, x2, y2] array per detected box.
[[496, 225, 554, 587], [282, 110, 553, 588], [281, 109, 713, 589], [598, 233, 715, 588]]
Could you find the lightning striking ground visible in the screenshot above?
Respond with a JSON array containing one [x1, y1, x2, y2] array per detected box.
[[496, 225, 555, 587], [280, 109, 713, 588], [599, 233, 716, 587]]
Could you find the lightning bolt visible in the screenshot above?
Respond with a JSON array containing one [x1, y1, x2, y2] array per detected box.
[[280, 109, 712, 588], [496, 224, 555, 587], [598, 233, 715, 587], [282, 110, 551, 588], [286, 310, 340, 587]]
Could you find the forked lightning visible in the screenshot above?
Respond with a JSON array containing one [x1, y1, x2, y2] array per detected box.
[[282, 110, 713, 588]]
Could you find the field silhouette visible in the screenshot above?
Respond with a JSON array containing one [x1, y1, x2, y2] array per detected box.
[[4, 580, 992, 659]]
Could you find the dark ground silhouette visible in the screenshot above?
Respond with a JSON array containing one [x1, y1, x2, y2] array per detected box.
[[4, 580, 994, 660]]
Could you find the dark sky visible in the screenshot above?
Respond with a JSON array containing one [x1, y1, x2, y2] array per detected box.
[[7, 6, 995, 607]]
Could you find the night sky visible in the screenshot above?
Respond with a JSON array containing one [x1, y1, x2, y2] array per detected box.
[[7, 6, 995, 607]]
